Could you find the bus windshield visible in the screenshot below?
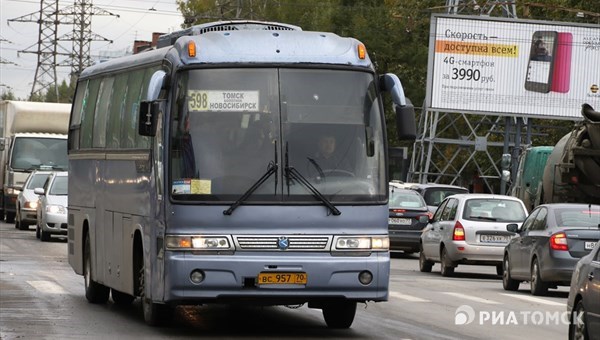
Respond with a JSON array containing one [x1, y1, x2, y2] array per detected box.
[[170, 68, 386, 203]]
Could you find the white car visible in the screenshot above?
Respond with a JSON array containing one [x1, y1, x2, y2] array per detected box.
[[419, 193, 527, 276], [15, 170, 54, 230], [35, 171, 68, 241]]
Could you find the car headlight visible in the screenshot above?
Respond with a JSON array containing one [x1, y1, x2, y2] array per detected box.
[[46, 205, 66, 214], [24, 201, 38, 209], [7, 188, 21, 195], [333, 236, 389, 251], [165, 235, 233, 251]]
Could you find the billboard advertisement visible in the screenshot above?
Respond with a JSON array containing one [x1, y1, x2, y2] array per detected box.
[[426, 14, 600, 119]]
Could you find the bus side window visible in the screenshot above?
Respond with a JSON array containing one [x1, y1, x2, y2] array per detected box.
[[122, 69, 145, 149]]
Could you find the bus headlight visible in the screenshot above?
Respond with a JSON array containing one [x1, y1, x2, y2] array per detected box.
[[333, 236, 389, 251], [166, 235, 233, 250]]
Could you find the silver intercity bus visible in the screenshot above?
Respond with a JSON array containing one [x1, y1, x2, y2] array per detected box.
[[67, 20, 416, 328]]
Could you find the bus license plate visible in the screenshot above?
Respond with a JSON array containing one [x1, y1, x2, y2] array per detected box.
[[584, 241, 597, 250], [257, 272, 307, 285]]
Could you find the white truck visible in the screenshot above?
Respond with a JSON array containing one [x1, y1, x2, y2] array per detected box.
[[0, 101, 70, 222]]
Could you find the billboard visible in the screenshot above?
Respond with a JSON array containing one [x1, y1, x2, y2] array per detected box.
[[426, 14, 600, 120]]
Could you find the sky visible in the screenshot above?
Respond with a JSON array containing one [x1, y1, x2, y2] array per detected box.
[[0, 0, 185, 99]]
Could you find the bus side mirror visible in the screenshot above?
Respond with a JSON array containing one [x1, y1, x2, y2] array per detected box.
[[395, 99, 416, 141], [139, 101, 160, 137], [380, 73, 416, 141]]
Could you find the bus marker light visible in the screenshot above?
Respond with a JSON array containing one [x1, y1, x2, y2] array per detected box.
[[357, 43, 366, 60], [188, 41, 197, 57]]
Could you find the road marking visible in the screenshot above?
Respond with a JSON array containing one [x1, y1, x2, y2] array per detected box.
[[390, 291, 430, 302], [27, 280, 67, 294], [500, 293, 565, 306], [443, 292, 501, 304]]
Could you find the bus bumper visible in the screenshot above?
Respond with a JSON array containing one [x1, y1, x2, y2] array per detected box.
[[163, 251, 390, 304]]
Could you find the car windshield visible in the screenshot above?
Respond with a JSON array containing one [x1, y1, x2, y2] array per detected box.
[[463, 198, 526, 222], [389, 190, 427, 209], [423, 188, 467, 206], [49, 176, 68, 195], [169, 68, 386, 204], [27, 173, 50, 189], [554, 207, 600, 227]]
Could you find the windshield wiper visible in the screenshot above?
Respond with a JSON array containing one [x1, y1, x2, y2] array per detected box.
[[223, 161, 278, 216], [284, 143, 340, 216]]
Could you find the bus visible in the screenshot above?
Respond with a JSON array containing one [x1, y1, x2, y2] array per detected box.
[[67, 20, 416, 328]]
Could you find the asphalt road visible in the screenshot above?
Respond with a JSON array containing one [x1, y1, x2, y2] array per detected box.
[[0, 221, 571, 339]]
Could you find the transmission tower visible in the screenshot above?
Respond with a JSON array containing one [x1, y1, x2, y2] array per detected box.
[[8, 0, 118, 101], [8, 0, 69, 100], [59, 0, 118, 81]]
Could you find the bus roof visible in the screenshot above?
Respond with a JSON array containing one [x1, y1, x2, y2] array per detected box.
[[79, 21, 373, 80]]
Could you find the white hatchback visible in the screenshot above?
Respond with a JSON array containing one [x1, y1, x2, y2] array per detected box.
[[419, 193, 527, 276], [35, 171, 68, 242]]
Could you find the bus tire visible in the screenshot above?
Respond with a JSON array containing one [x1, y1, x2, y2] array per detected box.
[[139, 264, 171, 326], [322, 301, 356, 329], [111, 289, 135, 305], [84, 233, 109, 303]]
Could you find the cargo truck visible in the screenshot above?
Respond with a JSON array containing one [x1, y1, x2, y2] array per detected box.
[[0, 101, 70, 222]]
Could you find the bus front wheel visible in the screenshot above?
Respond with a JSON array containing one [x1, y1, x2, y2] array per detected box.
[[322, 301, 357, 329], [139, 264, 171, 326], [84, 233, 109, 303]]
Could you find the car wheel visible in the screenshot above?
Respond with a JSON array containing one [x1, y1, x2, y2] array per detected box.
[[530, 258, 548, 296], [35, 224, 40, 239], [569, 300, 589, 340], [502, 255, 520, 291], [322, 301, 357, 329], [16, 208, 28, 231], [440, 246, 455, 277], [419, 245, 433, 273], [84, 233, 109, 303], [6, 211, 15, 223], [40, 227, 50, 242]]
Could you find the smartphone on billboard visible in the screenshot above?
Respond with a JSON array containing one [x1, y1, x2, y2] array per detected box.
[[551, 32, 573, 93], [524, 31, 558, 93]]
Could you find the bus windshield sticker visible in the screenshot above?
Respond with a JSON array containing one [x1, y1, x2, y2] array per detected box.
[[188, 90, 260, 112], [172, 179, 212, 195], [172, 179, 191, 194], [191, 179, 211, 194]]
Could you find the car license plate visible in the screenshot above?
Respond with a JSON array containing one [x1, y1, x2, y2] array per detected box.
[[584, 241, 597, 250], [480, 234, 510, 243], [389, 218, 412, 225], [257, 272, 307, 285]]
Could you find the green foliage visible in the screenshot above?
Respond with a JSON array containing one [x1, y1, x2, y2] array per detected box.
[[1, 90, 16, 100]]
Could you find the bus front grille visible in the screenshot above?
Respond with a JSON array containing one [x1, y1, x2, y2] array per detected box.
[[235, 236, 331, 251]]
